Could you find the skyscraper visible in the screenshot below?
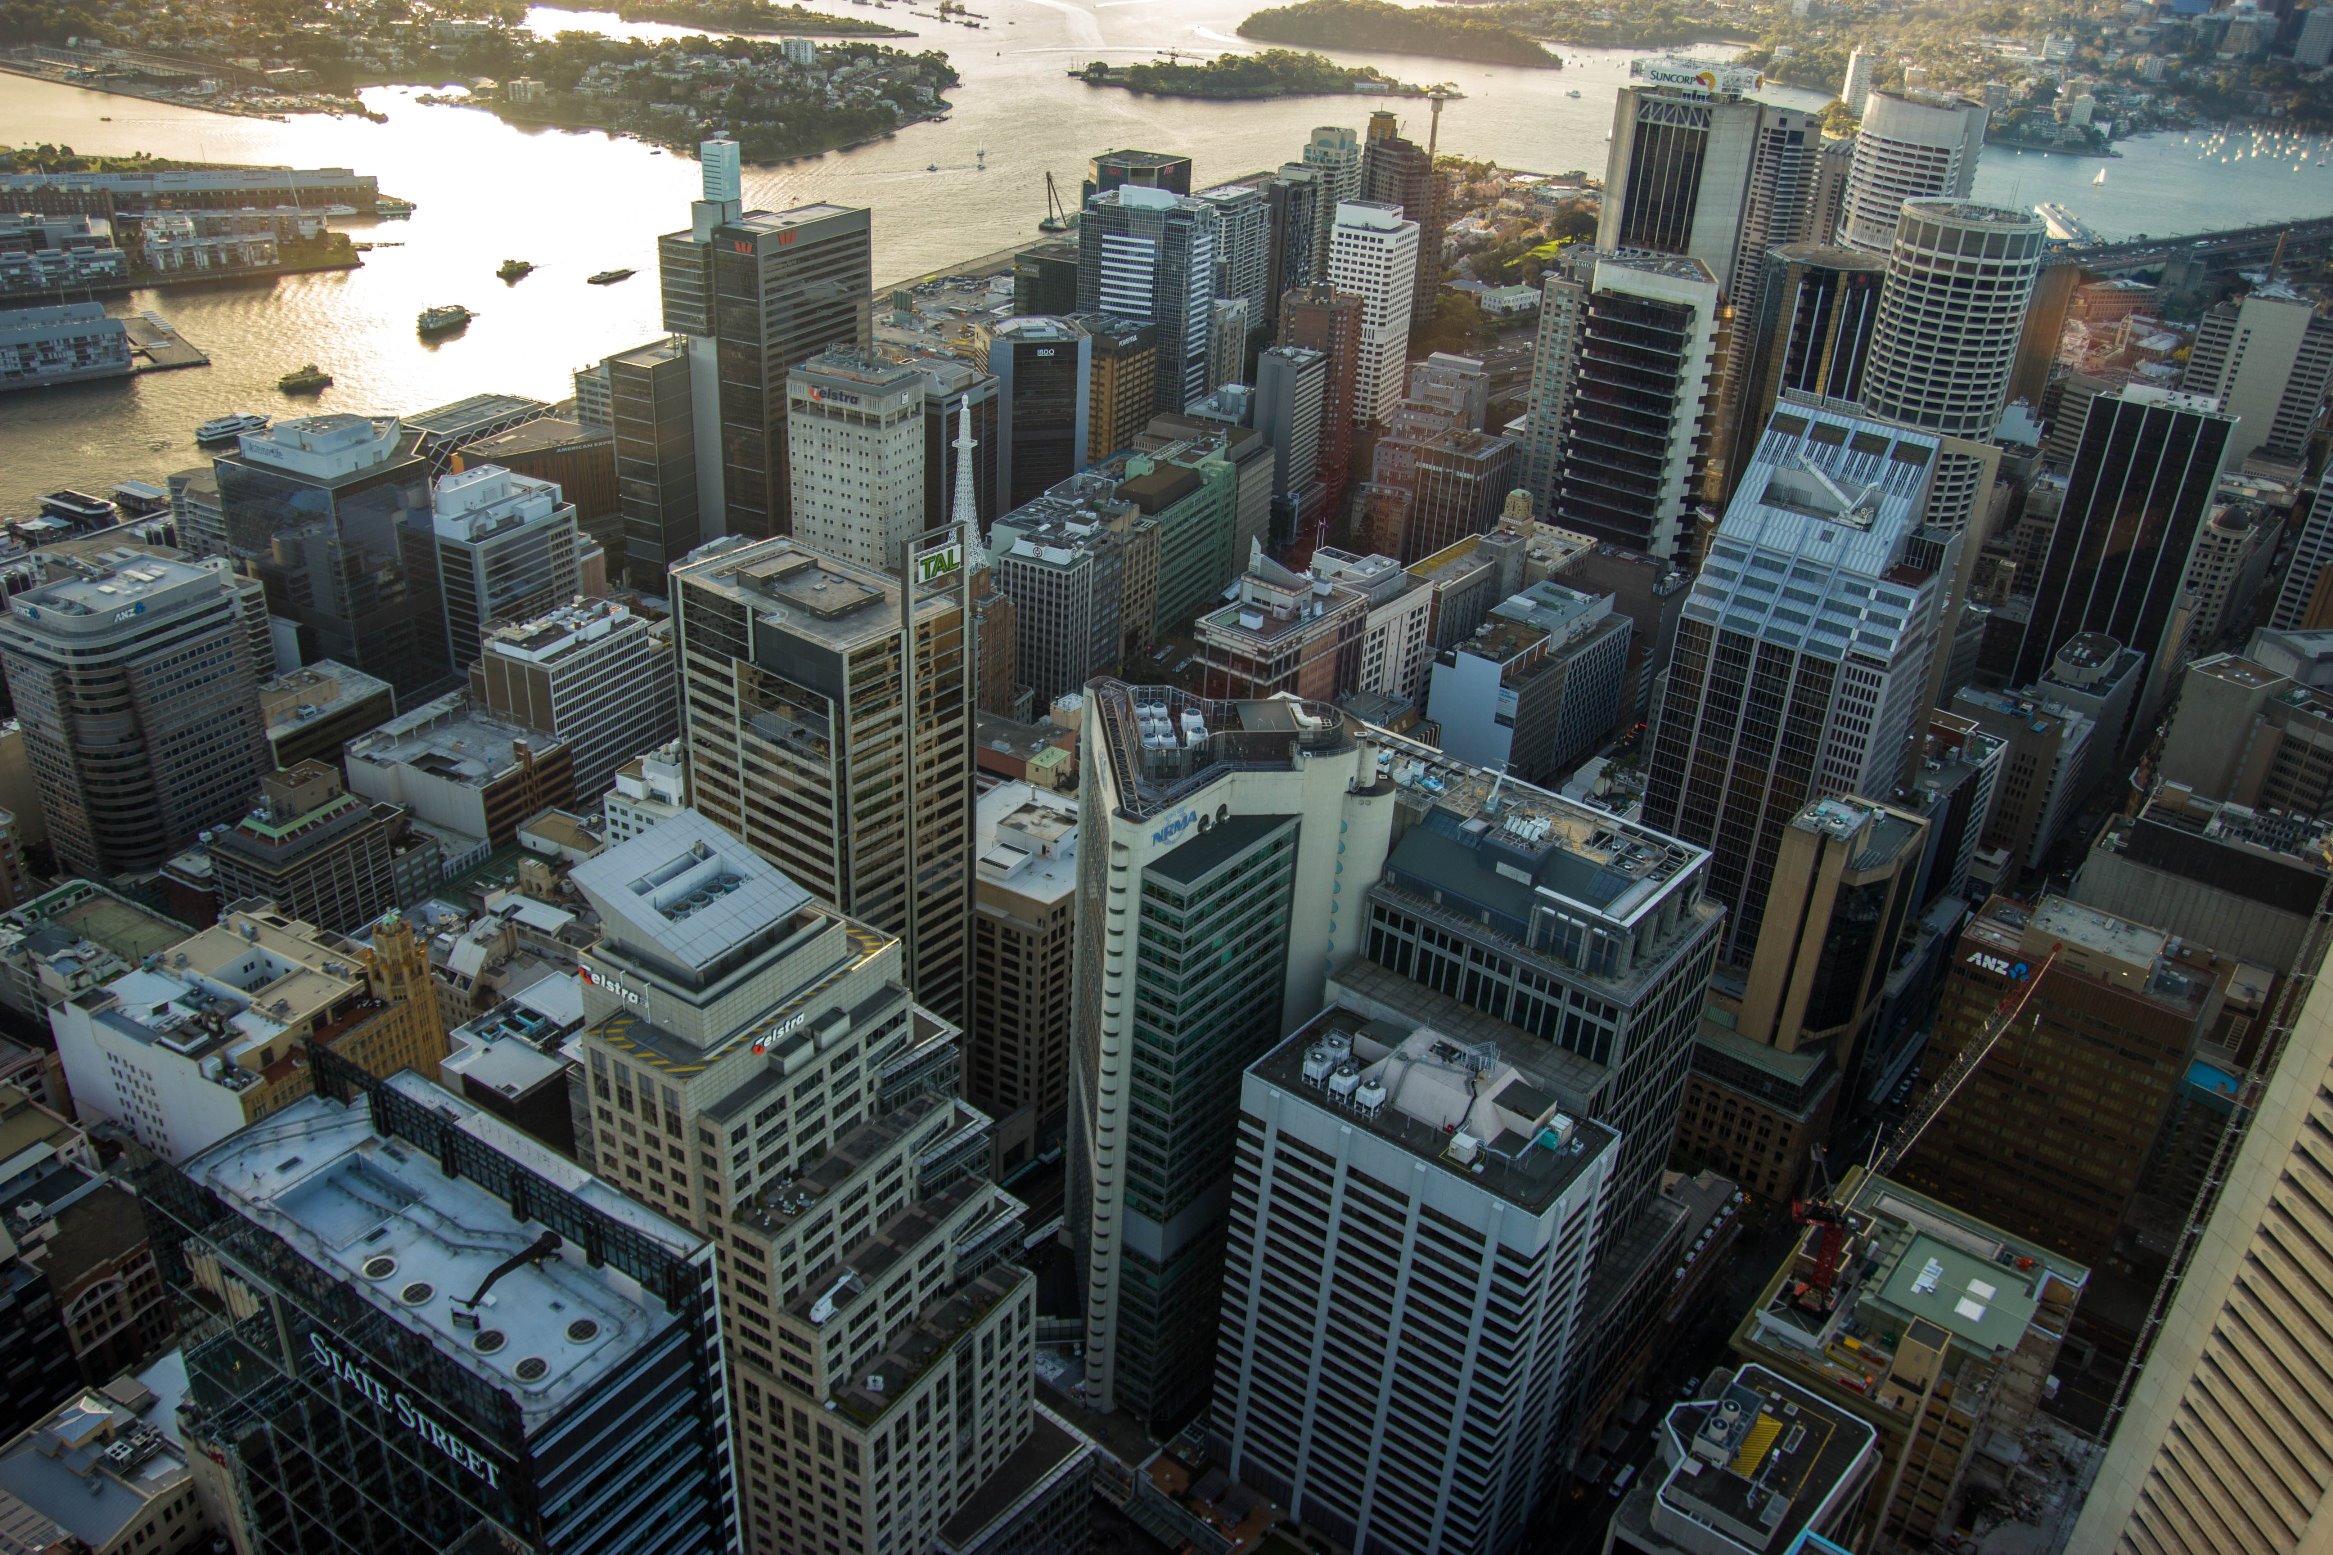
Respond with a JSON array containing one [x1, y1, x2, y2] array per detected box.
[[1836, 88, 1988, 252], [1080, 313, 1158, 461], [1209, 1004, 1620, 1553], [1300, 125, 1363, 283], [469, 598, 679, 799], [1360, 110, 1443, 332], [670, 535, 973, 1023], [425, 463, 583, 672], [1643, 401, 1948, 963], [206, 762, 409, 934], [1859, 201, 2043, 534], [213, 414, 441, 696], [1193, 181, 1273, 335], [1077, 186, 1216, 413], [1597, 67, 1818, 304], [1255, 344, 1328, 546], [2007, 385, 2234, 696], [983, 316, 1093, 510], [784, 349, 927, 571], [568, 811, 1051, 1555], [1842, 46, 1876, 114], [1729, 243, 1888, 492], [1262, 164, 1321, 326], [1084, 148, 1193, 202], [1522, 250, 1720, 561], [144, 1050, 739, 1555], [1071, 681, 1399, 1425], [1277, 284, 1363, 522], [605, 335, 702, 586], [659, 145, 871, 543], [2177, 283, 2333, 467], [1326, 201, 1420, 426], [0, 551, 272, 878]]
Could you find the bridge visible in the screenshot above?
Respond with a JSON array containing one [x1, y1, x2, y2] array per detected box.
[[2066, 213, 2333, 277]]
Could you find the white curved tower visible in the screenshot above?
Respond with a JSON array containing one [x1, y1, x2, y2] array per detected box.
[[1838, 88, 1988, 253]]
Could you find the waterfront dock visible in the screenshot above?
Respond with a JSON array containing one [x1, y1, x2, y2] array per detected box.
[[123, 312, 207, 372]]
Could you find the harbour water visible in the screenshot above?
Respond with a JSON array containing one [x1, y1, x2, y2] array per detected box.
[[1, 0, 2327, 510]]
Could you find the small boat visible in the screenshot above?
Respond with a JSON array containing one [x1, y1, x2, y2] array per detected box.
[[2093, 167, 2107, 185], [99, 115, 110, 121], [376, 196, 416, 218], [1566, 89, 1581, 98], [928, 163, 940, 171], [587, 268, 635, 285], [497, 259, 535, 281], [417, 303, 474, 336], [196, 412, 269, 444], [279, 364, 332, 394]]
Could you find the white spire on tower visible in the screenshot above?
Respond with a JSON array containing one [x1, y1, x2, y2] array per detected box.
[[952, 400, 988, 565]]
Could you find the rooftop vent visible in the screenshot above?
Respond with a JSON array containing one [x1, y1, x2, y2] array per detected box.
[[361, 1256, 397, 1281], [473, 1329, 507, 1355], [514, 1356, 549, 1383], [565, 1319, 601, 1344], [399, 1282, 435, 1306]]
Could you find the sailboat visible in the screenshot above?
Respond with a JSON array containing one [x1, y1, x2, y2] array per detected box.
[[2093, 167, 2107, 186]]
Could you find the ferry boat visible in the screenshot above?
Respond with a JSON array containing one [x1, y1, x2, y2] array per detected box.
[[587, 268, 635, 285], [417, 304, 474, 336], [195, 412, 270, 444], [376, 196, 416, 218], [497, 259, 535, 281], [279, 364, 332, 394]]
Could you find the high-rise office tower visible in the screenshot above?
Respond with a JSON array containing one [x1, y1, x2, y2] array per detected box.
[[1360, 110, 1444, 334], [1730, 244, 1888, 489], [970, 781, 1079, 1170], [1079, 313, 1158, 461], [2178, 283, 2333, 467], [1521, 250, 1720, 561], [1300, 125, 1363, 283], [1860, 201, 2043, 534], [2007, 385, 2233, 703], [1811, 130, 1856, 246], [0, 552, 271, 878], [1597, 70, 1818, 304], [983, 316, 1092, 510], [1842, 46, 1876, 114], [1277, 285, 1363, 524], [469, 598, 678, 799], [1262, 164, 1321, 327], [605, 335, 702, 586], [1194, 181, 1272, 334], [1209, 1003, 1621, 1553], [144, 1050, 738, 1555], [1255, 344, 1328, 546], [1643, 402, 1947, 964], [659, 144, 871, 543], [671, 535, 973, 1023], [1084, 148, 1193, 203], [1361, 388, 1519, 564], [568, 811, 1055, 1555], [2066, 966, 2333, 1555], [1012, 237, 1081, 315], [784, 349, 927, 571], [426, 464, 583, 672], [990, 501, 1125, 707], [1836, 88, 1988, 252], [1327, 201, 1420, 427], [2272, 468, 2333, 630], [1077, 186, 1216, 414], [1072, 681, 1401, 1425], [214, 414, 441, 696]]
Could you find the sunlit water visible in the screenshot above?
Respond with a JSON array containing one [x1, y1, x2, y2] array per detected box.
[[1, 0, 2326, 509]]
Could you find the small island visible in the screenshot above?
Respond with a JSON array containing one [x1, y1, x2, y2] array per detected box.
[[1078, 49, 1444, 100], [1237, 0, 1562, 69], [594, 0, 912, 36]]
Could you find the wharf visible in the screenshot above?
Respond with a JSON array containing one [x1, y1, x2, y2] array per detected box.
[[124, 312, 207, 372]]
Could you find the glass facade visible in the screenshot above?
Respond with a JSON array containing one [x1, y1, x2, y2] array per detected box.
[[215, 447, 442, 697]]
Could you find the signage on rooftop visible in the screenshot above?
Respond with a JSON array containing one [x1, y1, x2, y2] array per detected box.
[[1152, 810, 1199, 847], [579, 966, 646, 1012], [308, 1333, 506, 1489], [1631, 58, 1762, 94], [1966, 951, 2030, 980], [913, 540, 963, 585]]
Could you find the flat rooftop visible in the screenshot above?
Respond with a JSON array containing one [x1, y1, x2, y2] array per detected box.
[[1649, 1364, 1876, 1555], [1253, 1003, 1618, 1216], [403, 393, 552, 437], [9, 549, 217, 620], [1089, 680, 1355, 820], [0, 1373, 190, 1548], [672, 537, 950, 649], [975, 782, 1077, 904], [186, 1079, 697, 1431], [261, 659, 393, 728], [569, 810, 812, 975], [347, 695, 562, 786], [459, 415, 607, 460]]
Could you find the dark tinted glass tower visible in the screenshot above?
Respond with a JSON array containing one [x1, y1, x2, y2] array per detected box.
[[607, 336, 701, 587], [985, 317, 1093, 510], [1728, 244, 1887, 499], [146, 1051, 737, 1555], [2010, 385, 2235, 694]]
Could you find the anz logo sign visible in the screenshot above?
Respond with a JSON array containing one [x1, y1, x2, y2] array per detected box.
[[1966, 951, 2030, 980], [1152, 810, 1200, 847]]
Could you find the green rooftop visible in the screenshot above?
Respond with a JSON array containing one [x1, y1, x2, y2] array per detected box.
[[1870, 1231, 2041, 1358]]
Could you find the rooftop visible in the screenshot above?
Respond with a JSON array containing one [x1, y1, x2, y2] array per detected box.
[[0, 1364, 191, 1548], [5, 548, 225, 625], [260, 659, 393, 732], [1087, 680, 1355, 820], [1645, 1364, 1878, 1555], [1253, 1002, 1618, 1215], [483, 598, 659, 664], [347, 694, 564, 787], [402, 393, 552, 438], [672, 537, 950, 649], [569, 810, 812, 976], [457, 415, 608, 461], [975, 782, 1077, 904], [232, 415, 411, 482], [186, 1075, 699, 1431]]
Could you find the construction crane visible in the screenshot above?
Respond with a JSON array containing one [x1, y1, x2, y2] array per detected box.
[[1788, 943, 2061, 1311]]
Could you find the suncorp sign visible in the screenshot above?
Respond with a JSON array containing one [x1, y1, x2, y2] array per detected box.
[[308, 1333, 506, 1489]]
